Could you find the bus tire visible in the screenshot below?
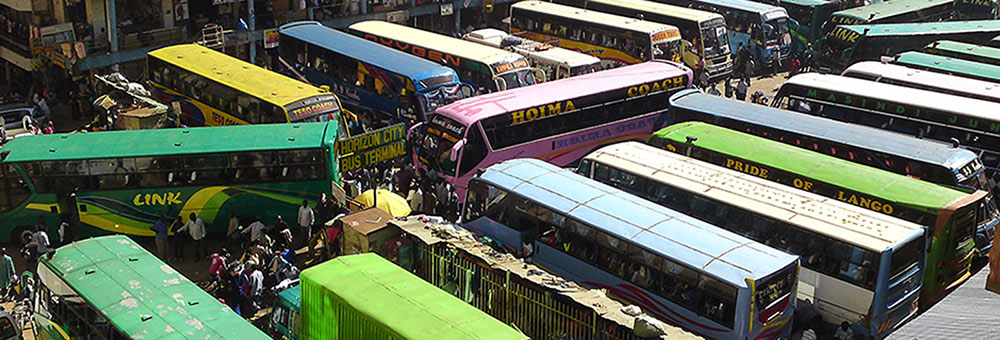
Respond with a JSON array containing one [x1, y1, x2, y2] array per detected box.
[[11, 226, 32, 246]]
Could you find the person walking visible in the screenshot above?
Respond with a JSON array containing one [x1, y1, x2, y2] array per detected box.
[[149, 216, 170, 260], [227, 212, 241, 249], [168, 216, 185, 261], [0, 249, 15, 299], [242, 216, 267, 245], [297, 200, 314, 247], [177, 213, 207, 260], [32, 224, 50, 255], [736, 77, 749, 101]]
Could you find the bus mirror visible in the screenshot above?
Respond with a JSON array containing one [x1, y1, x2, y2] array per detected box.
[[461, 85, 474, 97], [532, 68, 547, 83], [450, 139, 466, 162], [319, 85, 331, 93]]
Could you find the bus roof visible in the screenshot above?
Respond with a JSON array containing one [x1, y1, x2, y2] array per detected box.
[[893, 51, 1000, 81], [348, 21, 525, 66], [279, 21, 457, 84], [277, 285, 301, 310], [780, 0, 840, 7], [583, 0, 725, 22], [669, 89, 979, 170], [0, 122, 338, 162], [588, 142, 924, 251], [147, 44, 329, 107], [466, 29, 602, 68], [300, 253, 528, 340], [514, 1, 681, 35], [830, 0, 953, 22], [436, 61, 690, 126], [832, 20, 1000, 37], [842, 61, 1000, 101], [476, 158, 798, 285], [652, 122, 972, 211], [691, 0, 788, 16], [40, 235, 270, 340], [784, 72, 1000, 124], [925, 39, 1000, 61]]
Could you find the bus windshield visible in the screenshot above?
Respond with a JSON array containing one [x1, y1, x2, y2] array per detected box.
[[765, 17, 791, 44], [702, 22, 730, 58], [653, 39, 682, 62], [496, 69, 537, 91], [422, 83, 470, 114], [418, 115, 466, 176], [755, 264, 796, 311]]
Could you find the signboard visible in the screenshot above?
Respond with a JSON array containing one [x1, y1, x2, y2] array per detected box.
[[341, 140, 407, 173], [338, 123, 408, 172], [263, 29, 279, 49]]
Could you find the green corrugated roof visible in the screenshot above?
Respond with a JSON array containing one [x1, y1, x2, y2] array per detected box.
[[925, 40, 1000, 63], [300, 253, 527, 340], [40, 235, 270, 340], [830, 0, 952, 23], [893, 51, 1000, 81], [651, 122, 969, 211], [1, 122, 338, 162], [832, 20, 1000, 36]]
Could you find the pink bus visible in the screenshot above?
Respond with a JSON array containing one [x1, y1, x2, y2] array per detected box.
[[409, 60, 693, 199]]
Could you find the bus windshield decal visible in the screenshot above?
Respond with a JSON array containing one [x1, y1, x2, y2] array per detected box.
[[286, 95, 340, 120], [491, 59, 530, 74], [763, 10, 788, 22], [652, 30, 681, 42], [430, 115, 467, 136], [503, 75, 688, 126], [958, 159, 985, 179], [792, 86, 1000, 134], [955, 0, 993, 7]]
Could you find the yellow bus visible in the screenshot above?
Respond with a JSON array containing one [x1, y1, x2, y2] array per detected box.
[[147, 44, 345, 127], [510, 0, 684, 69], [559, 0, 733, 79]]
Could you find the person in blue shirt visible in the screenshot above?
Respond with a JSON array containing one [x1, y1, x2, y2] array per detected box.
[[149, 215, 170, 260]]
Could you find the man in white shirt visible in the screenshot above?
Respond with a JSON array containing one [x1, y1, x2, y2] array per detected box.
[[32, 224, 50, 254], [177, 213, 207, 260], [242, 216, 267, 244], [297, 200, 314, 247], [227, 212, 240, 248]]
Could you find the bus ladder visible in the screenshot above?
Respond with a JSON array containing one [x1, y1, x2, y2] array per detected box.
[[197, 23, 228, 49]]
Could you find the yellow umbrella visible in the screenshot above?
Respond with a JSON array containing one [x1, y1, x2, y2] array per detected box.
[[355, 189, 411, 217]]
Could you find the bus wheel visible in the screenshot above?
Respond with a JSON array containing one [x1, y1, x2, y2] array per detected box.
[[11, 226, 32, 246]]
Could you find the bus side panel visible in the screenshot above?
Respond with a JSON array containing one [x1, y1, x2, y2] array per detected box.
[[798, 267, 873, 334], [149, 81, 250, 127], [73, 183, 326, 237], [453, 113, 660, 199], [511, 29, 641, 69], [533, 241, 741, 340]]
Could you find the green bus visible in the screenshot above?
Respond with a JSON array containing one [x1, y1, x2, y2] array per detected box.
[[892, 51, 1000, 83], [649, 121, 989, 306], [924, 40, 1000, 66], [298, 253, 528, 340], [777, 0, 841, 53], [0, 122, 341, 244], [817, 21, 1000, 72], [36, 235, 270, 340], [953, 0, 998, 20], [825, 0, 953, 32]]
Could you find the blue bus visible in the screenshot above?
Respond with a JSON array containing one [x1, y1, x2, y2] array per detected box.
[[462, 158, 800, 340], [663, 89, 999, 255], [278, 21, 473, 124], [656, 0, 793, 71], [580, 142, 925, 339]]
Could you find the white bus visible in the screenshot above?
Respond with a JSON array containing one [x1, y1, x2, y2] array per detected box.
[[578, 141, 925, 339], [463, 28, 602, 82], [348, 20, 538, 93]]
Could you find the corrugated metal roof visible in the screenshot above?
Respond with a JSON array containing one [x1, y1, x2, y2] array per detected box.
[[887, 266, 1000, 340], [40, 235, 269, 340]]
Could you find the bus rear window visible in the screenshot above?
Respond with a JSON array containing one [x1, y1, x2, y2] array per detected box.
[[890, 236, 923, 281], [755, 263, 796, 312]]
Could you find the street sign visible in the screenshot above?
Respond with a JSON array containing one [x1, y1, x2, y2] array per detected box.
[[263, 29, 279, 49]]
